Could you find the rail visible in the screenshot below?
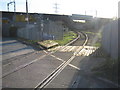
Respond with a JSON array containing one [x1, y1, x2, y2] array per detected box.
[[34, 31, 88, 89], [2, 31, 80, 78]]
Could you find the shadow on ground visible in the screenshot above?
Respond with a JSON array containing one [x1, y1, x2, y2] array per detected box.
[[69, 47, 119, 88]]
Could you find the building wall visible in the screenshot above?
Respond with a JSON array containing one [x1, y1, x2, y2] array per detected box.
[[102, 20, 118, 59]]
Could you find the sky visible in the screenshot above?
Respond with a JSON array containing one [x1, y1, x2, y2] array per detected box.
[[0, 0, 119, 18]]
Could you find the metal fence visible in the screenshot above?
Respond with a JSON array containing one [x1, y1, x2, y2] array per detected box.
[[17, 24, 42, 40], [102, 20, 118, 59], [17, 20, 64, 41]]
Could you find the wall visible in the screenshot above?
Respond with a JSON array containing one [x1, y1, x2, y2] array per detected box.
[[102, 20, 118, 59]]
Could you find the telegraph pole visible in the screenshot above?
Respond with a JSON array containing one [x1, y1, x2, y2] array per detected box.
[[26, 0, 29, 24], [7, 0, 16, 12], [14, 0, 16, 12], [7, 0, 16, 24], [7, 3, 9, 11]]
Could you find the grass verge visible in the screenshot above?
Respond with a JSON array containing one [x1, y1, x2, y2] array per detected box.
[[93, 42, 101, 47], [55, 31, 77, 45], [83, 31, 102, 47]]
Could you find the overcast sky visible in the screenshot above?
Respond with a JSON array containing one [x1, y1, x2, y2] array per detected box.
[[0, 0, 119, 18]]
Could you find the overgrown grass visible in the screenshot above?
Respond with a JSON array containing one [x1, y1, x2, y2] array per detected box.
[[93, 42, 101, 47], [84, 31, 102, 39], [83, 31, 102, 47], [27, 40, 39, 44], [85, 31, 95, 35], [55, 31, 77, 45]]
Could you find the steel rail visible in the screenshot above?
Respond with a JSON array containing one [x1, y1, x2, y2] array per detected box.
[[2, 32, 80, 78], [3, 32, 79, 66], [34, 31, 88, 90]]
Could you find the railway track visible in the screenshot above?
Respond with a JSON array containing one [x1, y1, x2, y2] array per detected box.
[[34, 32, 88, 89], [3, 31, 80, 66], [2, 31, 88, 89], [2, 31, 80, 78]]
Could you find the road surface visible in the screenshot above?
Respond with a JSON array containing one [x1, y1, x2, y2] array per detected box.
[[1, 37, 118, 88]]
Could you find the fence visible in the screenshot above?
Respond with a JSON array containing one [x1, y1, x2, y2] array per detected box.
[[17, 24, 42, 40], [102, 20, 118, 59], [17, 20, 64, 41]]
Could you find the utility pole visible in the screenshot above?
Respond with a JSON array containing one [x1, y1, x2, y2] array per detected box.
[[7, 0, 16, 12], [7, 3, 9, 11], [7, 0, 16, 25], [13, 0, 16, 12], [54, 3, 59, 13], [26, 0, 29, 24]]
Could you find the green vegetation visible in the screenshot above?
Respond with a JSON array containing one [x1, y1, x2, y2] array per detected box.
[[85, 31, 102, 39], [83, 31, 102, 47], [55, 31, 77, 45], [93, 42, 101, 47], [27, 40, 39, 44], [85, 31, 95, 35]]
